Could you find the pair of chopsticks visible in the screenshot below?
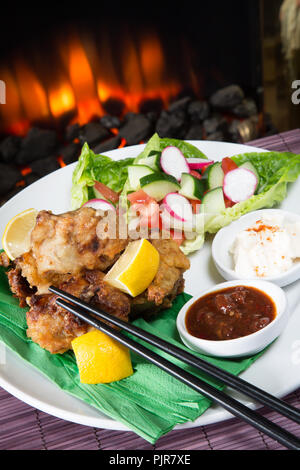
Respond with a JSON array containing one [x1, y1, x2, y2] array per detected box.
[[50, 286, 300, 450]]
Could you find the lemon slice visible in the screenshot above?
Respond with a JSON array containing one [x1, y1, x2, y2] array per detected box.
[[72, 329, 133, 384], [104, 238, 160, 297], [2, 208, 38, 260]]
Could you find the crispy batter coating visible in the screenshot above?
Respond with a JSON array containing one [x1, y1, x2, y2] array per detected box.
[[147, 239, 190, 305], [84, 270, 131, 322], [7, 267, 36, 308], [26, 270, 131, 354], [27, 294, 90, 354], [0, 252, 11, 268], [5, 206, 190, 354], [17, 207, 128, 294]]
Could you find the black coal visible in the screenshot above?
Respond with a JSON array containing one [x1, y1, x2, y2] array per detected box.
[[0, 84, 273, 204]]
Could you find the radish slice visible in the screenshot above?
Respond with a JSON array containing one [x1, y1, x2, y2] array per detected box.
[[160, 207, 194, 232], [223, 168, 258, 203], [83, 199, 116, 211], [163, 192, 193, 222], [187, 158, 214, 170], [160, 146, 190, 181]]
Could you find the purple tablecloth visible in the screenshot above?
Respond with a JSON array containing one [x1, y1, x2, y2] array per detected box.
[[1, 130, 300, 450]]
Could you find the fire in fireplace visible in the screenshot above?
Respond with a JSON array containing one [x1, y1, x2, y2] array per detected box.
[[0, 1, 266, 203], [0, 28, 189, 135]]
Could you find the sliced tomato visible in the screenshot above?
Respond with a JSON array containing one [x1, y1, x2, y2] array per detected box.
[[128, 190, 161, 229], [94, 181, 119, 204], [127, 189, 153, 205], [201, 163, 213, 174], [224, 196, 236, 208], [221, 157, 238, 175], [189, 198, 201, 214], [131, 200, 160, 229], [170, 229, 185, 246], [190, 170, 202, 180]]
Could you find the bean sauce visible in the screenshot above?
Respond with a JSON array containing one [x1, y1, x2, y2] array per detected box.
[[185, 286, 276, 341]]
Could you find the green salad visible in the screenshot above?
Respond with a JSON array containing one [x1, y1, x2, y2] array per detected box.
[[71, 133, 300, 255]]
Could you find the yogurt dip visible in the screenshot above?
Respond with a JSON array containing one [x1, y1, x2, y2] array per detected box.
[[230, 214, 300, 278]]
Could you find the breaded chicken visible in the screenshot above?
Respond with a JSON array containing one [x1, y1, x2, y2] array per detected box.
[[27, 294, 90, 354], [26, 270, 131, 354], [3, 206, 190, 354], [7, 266, 36, 308], [16, 207, 128, 294], [147, 239, 190, 305]]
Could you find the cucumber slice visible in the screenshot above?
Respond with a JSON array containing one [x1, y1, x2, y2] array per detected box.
[[239, 161, 260, 191], [202, 162, 224, 190], [201, 187, 225, 214], [140, 173, 180, 201], [179, 173, 206, 201], [138, 152, 161, 171], [128, 165, 155, 190]]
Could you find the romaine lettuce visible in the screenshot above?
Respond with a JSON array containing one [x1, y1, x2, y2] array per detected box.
[[71, 143, 134, 210], [205, 152, 300, 234], [205, 152, 300, 233], [132, 133, 207, 163]]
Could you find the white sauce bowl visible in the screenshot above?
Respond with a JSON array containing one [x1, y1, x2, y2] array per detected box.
[[176, 279, 288, 358], [212, 209, 300, 287]]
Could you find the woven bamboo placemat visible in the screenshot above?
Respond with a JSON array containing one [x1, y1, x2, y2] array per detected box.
[[0, 129, 299, 450]]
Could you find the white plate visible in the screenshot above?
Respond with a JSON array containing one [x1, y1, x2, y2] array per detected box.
[[1, 141, 300, 432]]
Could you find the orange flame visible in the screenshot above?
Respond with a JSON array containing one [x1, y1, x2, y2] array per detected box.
[[118, 138, 127, 148], [0, 30, 197, 133], [21, 167, 32, 176], [0, 68, 29, 135], [67, 37, 103, 123], [15, 60, 49, 122], [57, 156, 66, 168], [49, 83, 76, 118]]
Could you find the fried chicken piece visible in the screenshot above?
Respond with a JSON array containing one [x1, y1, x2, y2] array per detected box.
[[0, 251, 11, 268], [7, 267, 36, 308], [27, 294, 90, 354], [26, 270, 131, 354], [146, 239, 190, 305], [17, 207, 128, 294], [131, 274, 185, 318], [84, 270, 131, 322], [5, 204, 190, 354]]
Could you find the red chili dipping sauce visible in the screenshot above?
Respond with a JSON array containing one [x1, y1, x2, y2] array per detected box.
[[185, 286, 276, 341]]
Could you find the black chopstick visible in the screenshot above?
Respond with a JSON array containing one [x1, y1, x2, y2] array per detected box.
[[51, 286, 300, 425], [52, 296, 300, 450]]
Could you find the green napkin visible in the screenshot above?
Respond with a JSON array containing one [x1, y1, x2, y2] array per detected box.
[[0, 265, 264, 443]]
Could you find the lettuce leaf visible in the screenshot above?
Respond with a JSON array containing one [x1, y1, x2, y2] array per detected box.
[[159, 137, 207, 159], [205, 151, 300, 233], [71, 143, 134, 209], [134, 133, 161, 162], [132, 133, 207, 163], [180, 232, 205, 256]]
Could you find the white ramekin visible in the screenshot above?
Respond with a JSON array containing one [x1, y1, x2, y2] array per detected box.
[[212, 209, 300, 288], [176, 279, 288, 358]]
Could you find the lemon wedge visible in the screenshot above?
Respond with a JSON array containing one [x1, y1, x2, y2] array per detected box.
[[72, 329, 133, 384], [104, 238, 160, 297], [1, 208, 38, 260]]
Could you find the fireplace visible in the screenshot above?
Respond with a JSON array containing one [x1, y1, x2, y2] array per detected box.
[[0, 0, 264, 203]]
